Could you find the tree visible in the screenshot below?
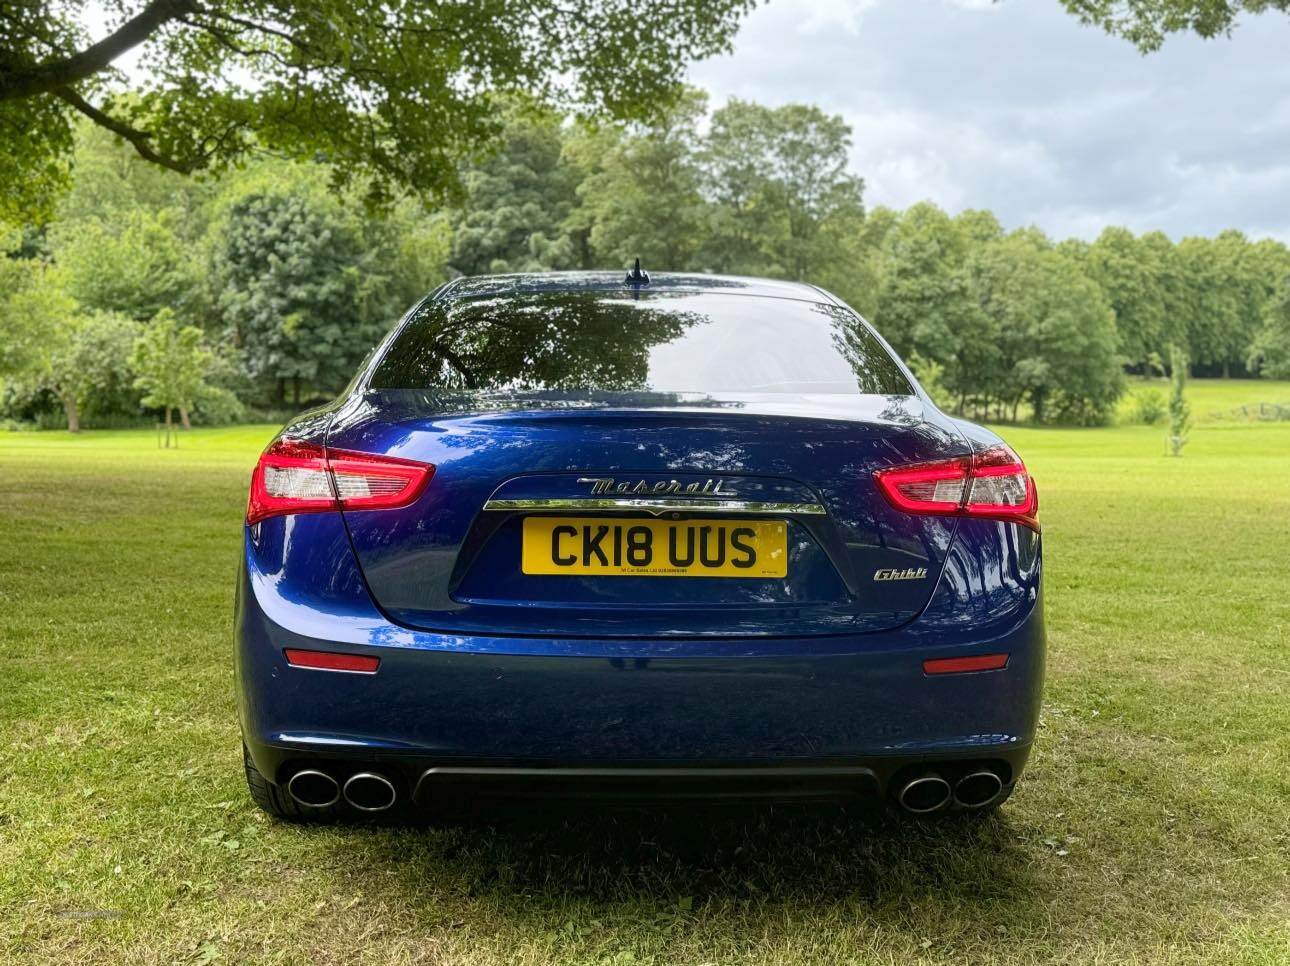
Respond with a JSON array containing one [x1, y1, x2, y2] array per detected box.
[[52, 310, 143, 430], [0, 1, 754, 225], [1248, 273, 1290, 379], [869, 203, 993, 412], [1083, 227, 1168, 370], [0, 259, 74, 416], [211, 172, 403, 403], [1058, 1, 1289, 51], [449, 103, 582, 276], [700, 100, 865, 280], [966, 229, 1124, 425], [52, 208, 197, 320], [131, 308, 214, 438], [1167, 343, 1191, 456], [0, 256, 140, 431], [570, 90, 708, 270]]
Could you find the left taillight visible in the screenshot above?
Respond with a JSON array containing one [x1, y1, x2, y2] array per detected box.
[[246, 438, 434, 525], [873, 443, 1038, 530]]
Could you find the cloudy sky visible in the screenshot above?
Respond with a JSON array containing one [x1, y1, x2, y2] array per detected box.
[[687, 0, 1290, 243]]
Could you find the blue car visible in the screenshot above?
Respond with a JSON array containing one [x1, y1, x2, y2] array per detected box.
[[236, 269, 1043, 819]]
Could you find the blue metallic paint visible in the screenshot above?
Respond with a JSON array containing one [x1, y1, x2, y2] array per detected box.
[[237, 508, 1042, 792], [327, 396, 967, 638], [235, 272, 1045, 807]]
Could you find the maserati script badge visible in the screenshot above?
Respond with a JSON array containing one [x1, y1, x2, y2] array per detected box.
[[577, 477, 736, 497]]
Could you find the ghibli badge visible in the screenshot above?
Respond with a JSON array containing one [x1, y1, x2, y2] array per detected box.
[[874, 567, 928, 581]]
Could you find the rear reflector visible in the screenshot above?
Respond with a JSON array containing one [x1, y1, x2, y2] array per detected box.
[[284, 648, 380, 673], [247, 438, 434, 525], [923, 653, 1009, 675], [874, 444, 1038, 530]]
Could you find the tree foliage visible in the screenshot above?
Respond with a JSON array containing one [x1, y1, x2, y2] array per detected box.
[[131, 306, 214, 436], [449, 102, 583, 276], [969, 231, 1123, 425], [702, 100, 865, 282], [52, 208, 195, 319], [0, 0, 754, 224], [1248, 273, 1290, 379], [211, 174, 404, 403], [1084, 226, 1168, 369], [1059, 0, 1290, 51], [5, 90, 1290, 432], [0, 256, 141, 431], [570, 90, 709, 271]]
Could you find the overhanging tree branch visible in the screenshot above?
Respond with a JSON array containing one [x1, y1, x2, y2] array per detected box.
[[54, 87, 195, 173], [0, 0, 194, 102]]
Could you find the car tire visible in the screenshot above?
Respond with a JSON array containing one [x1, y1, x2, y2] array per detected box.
[[243, 745, 338, 822]]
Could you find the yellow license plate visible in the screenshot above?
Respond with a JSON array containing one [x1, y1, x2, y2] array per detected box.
[[521, 517, 788, 578]]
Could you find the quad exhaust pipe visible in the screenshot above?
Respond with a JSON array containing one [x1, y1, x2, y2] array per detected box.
[[286, 769, 340, 808], [896, 773, 953, 814], [285, 768, 398, 812], [895, 768, 1004, 813], [342, 772, 398, 812], [953, 769, 1004, 809]]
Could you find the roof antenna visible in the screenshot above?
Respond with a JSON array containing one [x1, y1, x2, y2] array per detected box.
[[624, 257, 650, 286]]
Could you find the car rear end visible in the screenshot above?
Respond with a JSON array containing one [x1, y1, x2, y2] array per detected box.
[[235, 274, 1044, 818]]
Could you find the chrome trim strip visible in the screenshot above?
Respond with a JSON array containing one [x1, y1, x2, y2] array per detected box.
[[482, 497, 826, 516]]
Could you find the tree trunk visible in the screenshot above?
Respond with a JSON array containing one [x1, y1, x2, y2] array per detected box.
[[164, 406, 173, 448], [179, 405, 191, 430], [292, 376, 301, 406], [60, 393, 80, 433]]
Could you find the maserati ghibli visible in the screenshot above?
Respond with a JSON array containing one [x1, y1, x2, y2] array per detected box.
[[236, 268, 1043, 819]]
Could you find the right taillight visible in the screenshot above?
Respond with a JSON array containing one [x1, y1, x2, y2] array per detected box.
[[874, 444, 1038, 531]]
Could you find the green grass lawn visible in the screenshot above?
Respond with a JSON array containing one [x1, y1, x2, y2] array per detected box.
[[1, 419, 1287, 965], [1118, 377, 1290, 424]]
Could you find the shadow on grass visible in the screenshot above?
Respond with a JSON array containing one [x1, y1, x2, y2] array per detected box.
[[310, 800, 1045, 926]]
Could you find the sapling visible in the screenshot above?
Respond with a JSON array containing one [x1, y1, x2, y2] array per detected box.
[[1167, 344, 1191, 456]]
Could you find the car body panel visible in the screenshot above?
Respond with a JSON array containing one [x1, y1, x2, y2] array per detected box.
[[238, 514, 1042, 768], [235, 271, 1045, 809], [327, 394, 967, 637]]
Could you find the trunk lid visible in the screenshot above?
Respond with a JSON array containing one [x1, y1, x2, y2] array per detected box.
[[328, 390, 967, 638]]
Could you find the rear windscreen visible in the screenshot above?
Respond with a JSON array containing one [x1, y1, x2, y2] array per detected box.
[[369, 291, 913, 396]]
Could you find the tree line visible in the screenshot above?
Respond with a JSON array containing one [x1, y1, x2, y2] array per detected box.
[[3, 93, 1290, 431]]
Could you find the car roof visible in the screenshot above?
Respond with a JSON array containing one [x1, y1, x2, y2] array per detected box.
[[437, 271, 835, 304]]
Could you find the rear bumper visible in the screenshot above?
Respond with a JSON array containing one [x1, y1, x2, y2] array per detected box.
[[236, 551, 1044, 802]]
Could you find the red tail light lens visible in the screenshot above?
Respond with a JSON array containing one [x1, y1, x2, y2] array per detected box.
[[923, 653, 1009, 675], [284, 648, 380, 673], [247, 439, 434, 525], [874, 444, 1038, 530]]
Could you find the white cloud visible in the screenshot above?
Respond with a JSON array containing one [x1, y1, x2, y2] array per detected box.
[[794, 0, 880, 35], [688, 0, 1290, 242]]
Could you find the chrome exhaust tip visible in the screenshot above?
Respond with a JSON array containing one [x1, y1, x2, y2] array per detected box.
[[953, 769, 1004, 809], [343, 772, 397, 812], [896, 774, 952, 814], [286, 769, 340, 808]]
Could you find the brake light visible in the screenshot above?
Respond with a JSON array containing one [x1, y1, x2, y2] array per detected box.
[[246, 438, 434, 525], [874, 444, 1038, 530]]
